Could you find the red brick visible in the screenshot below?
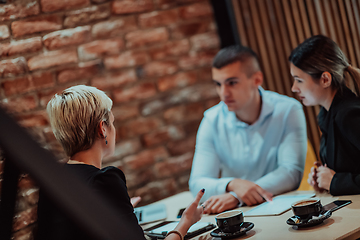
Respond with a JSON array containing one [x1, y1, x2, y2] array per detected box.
[[43, 26, 91, 50], [112, 104, 139, 122], [134, 179, 176, 203], [125, 27, 169, 48], [0, 0, 40, 22], [197, 67, 212, 82], [58, 60, 102, 83], [179, 2, 213, 19], [170, 21, 210, 39], [40, 0, 90, 13], [105, 139, 142, 163], [18, 175, 37, 190], [13, 206, 37, 232], [184, 119, 202, 134], [43, 126, 56, 142], [149, 39, 190, 60], [167, 135, 196, 156], [78, 38, 124, 61], [205, 98, 220, 109], [168, 84, 218, 103], [2, 71, 54, 96], [15, 111, 49, 128], [0, 25, 10, 40], [91, 0, 109, 3], [112, 0, 154, 15], [139, 9, 179, 28], [0, 95, 37, 113], [140, 99, 167, 116], [113, 82, 157, 103], [64, 4, 111, 28], [164, 102, 204, 123], [92, 16, 137, 38], [0, 57, 27, 78], [123, 146, 169, 170], [190, 32, 220, 51], [139, 60, 178, 77], [92, 69, 137, 90], [154, 152, 193, 178], [28, 49, 78, 71], [0, 37, 42, 57], [178, 50, 217, 70], [12, 226, 37, 240], [157, 71, 197, 92], [118, 117, 163, 138], [125, 168, 155, 189], [155, 0, 177, 9], [11, 15, 62, 38], [142, 125, 185, 147], [104, 50, 149, 69], [16, 187, 39, 212]]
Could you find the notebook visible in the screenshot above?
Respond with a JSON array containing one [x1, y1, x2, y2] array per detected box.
[[244, 193, 316, 217], [134, 203, 167, 225]]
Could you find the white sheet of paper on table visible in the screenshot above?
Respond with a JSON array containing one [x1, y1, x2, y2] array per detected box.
[[244, 194, 316, 217]]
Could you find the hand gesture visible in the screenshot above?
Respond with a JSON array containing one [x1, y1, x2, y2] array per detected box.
[[316, 164, 335, 191], [202, 193, 239, 214], [226, 179, 273, 206]]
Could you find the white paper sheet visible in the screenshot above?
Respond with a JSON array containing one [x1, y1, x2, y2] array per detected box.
[[244, 194, 315, 217]]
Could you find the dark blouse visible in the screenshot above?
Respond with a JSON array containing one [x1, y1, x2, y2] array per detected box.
[[318, 87, 360, 195], [36, 164, 146, 240]]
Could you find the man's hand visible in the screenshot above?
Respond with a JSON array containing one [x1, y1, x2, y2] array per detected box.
[[202, 193, 239, 214], [316, 164, 335, 191], [226, 179, 273, 206]]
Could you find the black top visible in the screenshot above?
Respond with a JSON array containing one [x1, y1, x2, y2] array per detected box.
[[36, 164, 146, 240], [318, 87, 360, 195]]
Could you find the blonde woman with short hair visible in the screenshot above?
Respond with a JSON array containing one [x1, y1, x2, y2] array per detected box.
[[36, 85, 205, 240]]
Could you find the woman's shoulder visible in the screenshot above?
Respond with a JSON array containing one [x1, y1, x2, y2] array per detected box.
[[65, 164, 126, 184]]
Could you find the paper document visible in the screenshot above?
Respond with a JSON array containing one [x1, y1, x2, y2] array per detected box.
[[244, 194, 315, 217]]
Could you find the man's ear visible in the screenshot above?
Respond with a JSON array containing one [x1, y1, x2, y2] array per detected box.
[[252, 71, 263, 86], [320, 72, 332, 88]]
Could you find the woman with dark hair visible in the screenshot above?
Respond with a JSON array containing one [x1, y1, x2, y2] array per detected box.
[[289, 35, 360, 196]]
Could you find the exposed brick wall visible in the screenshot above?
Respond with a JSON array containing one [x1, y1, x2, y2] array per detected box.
[[0, 0, 220, 238]]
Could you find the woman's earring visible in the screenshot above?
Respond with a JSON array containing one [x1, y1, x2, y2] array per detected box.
[[105, 135, 108, 145]]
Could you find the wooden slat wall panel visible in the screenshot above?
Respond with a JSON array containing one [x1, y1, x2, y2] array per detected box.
[[231, 0, 360, 158]]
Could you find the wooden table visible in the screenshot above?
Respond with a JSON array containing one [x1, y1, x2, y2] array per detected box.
[[142, 191, 360, 240]]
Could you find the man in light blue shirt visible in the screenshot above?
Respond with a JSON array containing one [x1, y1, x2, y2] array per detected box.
[[189, 45, 307, 213]]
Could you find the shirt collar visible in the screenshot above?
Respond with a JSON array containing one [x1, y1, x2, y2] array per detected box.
[[227, 86, 275, 128]]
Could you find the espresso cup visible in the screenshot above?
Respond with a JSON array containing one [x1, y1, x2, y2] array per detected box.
[[215, 210, 244, 233], [291, 199, 322, 219]]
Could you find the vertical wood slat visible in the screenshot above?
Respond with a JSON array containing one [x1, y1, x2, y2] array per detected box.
[[257, 0, 285, 94], [330, 0, 347, 52], [338, 0, 357, 65], [346, 0, 360, 66], [232, 0, 248, 46], [249, 0, 277, 91]]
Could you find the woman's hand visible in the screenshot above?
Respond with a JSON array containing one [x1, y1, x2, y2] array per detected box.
[[130, 196, 141, 207], [165, 189, 205, 240], [308, 162, 326, 192], [316, 164, 335, 191]]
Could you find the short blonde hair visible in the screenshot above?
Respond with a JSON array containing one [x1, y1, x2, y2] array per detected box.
[[47, 85, 113, 157]]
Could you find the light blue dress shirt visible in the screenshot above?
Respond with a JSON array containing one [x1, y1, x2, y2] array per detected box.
[[189, 87, 307, 202]]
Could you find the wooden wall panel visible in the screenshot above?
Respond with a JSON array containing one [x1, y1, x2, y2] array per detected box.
[[231, 0, 360, 158]]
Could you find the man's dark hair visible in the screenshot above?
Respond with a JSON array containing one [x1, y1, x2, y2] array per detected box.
[[212, 45, 260, 69]]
